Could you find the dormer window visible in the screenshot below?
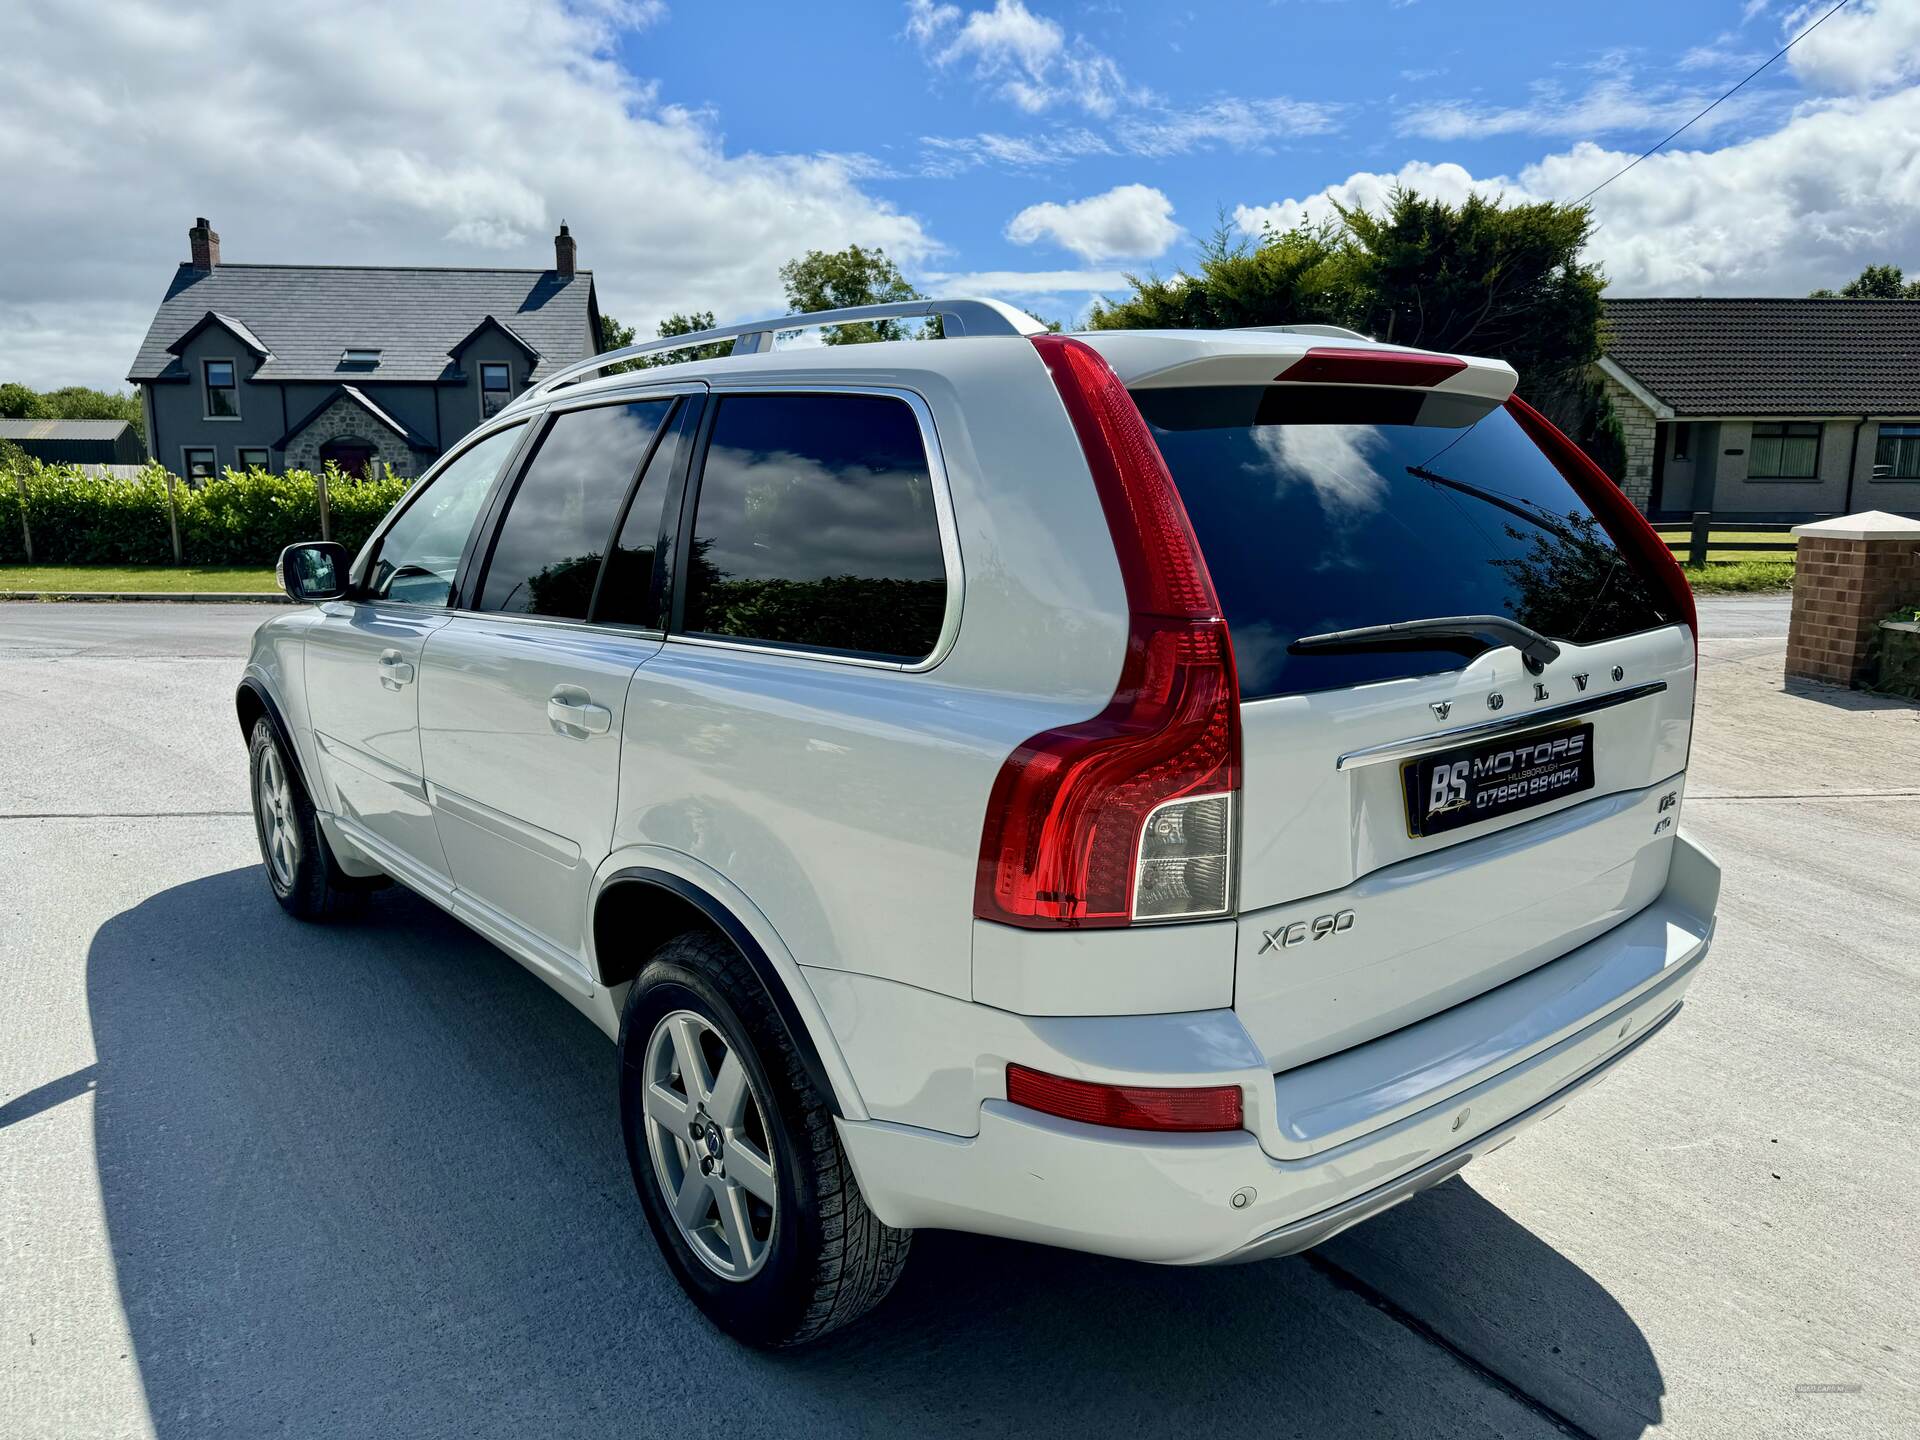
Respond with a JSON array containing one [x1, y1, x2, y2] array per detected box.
[[480, 362, 513, 418], [340, 347, 381, 369], [203, 359, 239, 418]]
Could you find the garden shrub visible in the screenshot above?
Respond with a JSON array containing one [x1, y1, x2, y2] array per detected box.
[[0, 461, 410, 566]]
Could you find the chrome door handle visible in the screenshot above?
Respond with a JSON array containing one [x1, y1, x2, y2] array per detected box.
[[547, 686, 612, 736], [378, 649, 415, 689]]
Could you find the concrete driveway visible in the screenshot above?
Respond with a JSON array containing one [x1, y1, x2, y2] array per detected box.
[[1, 596, 1914, 1439]]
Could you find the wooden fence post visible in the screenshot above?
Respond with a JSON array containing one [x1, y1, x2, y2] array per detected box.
[[13, 470, 31, 564], [317, 466, 331, 542], [164, 469, 183, 563], [1688, 510, 1712, 569]]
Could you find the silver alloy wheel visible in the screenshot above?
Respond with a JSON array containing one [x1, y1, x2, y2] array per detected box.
[[254, 744, 299, 889], [641, 1009, 779, 1280]]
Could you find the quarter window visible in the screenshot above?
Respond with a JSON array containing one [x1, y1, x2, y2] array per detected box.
[[1874, 424, 1920, 479], [480, 362, 512, 418], [682, 393, 947, 660], [204, 360, 238, 418], [477, 400, 673, 619], [366, 423, 525, 606], [1749, 422, 1821, 480], [596, 399, 698, 629]]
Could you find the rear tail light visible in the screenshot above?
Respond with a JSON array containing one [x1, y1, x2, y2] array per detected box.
[[1275, 346, 1467, 388], [974, 336, 1241, 929], [1505, 396, 1698, 652], [1134, 792, 1233, 920], [1005, 1063, 1244, 1133]]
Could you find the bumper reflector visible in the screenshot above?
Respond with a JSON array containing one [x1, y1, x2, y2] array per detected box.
[[1006, 1063, 1244, 1133]]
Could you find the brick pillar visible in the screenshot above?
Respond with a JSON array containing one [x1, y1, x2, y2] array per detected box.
[[1785, 511, 1920, 687]]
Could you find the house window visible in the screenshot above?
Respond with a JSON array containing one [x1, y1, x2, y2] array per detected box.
[[183, 447, 218, 483], [1874, 424, 1920, 479], [1671, 423, 1692, 462], [1748, 422, 1820, 480], [480, 362, 512, 418], [340, 348, 381, 369], [238, 447, 271, 472], [204, 359, 239, 418]]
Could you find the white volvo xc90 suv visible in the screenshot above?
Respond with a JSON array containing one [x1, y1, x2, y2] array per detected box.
[[241, 298, 1719, 1346]]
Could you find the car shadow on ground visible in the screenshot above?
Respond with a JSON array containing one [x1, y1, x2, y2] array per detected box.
[[86, 869, 1663, 1439]]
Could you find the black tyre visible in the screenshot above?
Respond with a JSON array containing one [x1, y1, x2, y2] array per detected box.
[[618, 929, 911, 1347], [247, 717, 382, 921]]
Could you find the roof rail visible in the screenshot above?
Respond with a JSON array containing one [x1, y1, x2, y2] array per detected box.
[[523, 296, 1047, 403]]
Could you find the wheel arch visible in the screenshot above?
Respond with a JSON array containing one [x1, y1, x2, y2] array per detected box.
[[236, 676, 306, 789], [593, 866, 861, 1120]]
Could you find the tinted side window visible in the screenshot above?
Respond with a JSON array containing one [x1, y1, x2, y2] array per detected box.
[[367, 423, 525, 606], [596, 399, 697, 629], [477, 400, 671, 619], [683, 394, 946, 660]]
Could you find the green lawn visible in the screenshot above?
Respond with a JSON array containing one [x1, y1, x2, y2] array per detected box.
[[0, 564, 279, 593]]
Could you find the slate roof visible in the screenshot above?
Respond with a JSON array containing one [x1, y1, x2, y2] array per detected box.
[[1602, 298, 1920, 417], [129, 264, 597, 384], [0, 419, 136, 441]]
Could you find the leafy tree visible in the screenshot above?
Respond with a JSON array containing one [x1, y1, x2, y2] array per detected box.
[[1810, 263, 1920, 298], [598, 313, 636, 352], [643, 310, 731, 365], [1090, 190, 1623, 478], [779, 245, 931, 344], [601, 310, 732, 372], [0, 382, 50, 419]]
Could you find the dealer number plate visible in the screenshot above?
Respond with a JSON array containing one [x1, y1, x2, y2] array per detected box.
[[1403, 723, 1595, 837]]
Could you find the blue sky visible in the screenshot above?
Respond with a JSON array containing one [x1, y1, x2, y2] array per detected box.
[[636, 0, 1800, 283], [5, 0, 1918, 388]]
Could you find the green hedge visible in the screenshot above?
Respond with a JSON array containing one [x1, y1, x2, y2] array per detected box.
[[0, 462, 410, 566]]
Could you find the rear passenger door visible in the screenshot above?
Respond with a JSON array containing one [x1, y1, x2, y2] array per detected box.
[[417, 391, 700, 974]]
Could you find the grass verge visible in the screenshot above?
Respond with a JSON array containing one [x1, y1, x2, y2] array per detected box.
[[0, 564, 278, 593]]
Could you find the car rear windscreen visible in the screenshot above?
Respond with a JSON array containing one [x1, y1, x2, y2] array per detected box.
[[1134, 385, 1677, 699]]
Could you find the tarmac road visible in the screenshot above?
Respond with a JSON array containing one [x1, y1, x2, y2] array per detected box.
[[1, 596, 1914, 1439]]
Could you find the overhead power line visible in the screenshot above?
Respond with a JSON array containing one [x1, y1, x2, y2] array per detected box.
[[1572, 0, 1853, 206]]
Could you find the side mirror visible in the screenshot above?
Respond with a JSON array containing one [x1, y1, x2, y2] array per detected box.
[[277, 541, 352, 602]]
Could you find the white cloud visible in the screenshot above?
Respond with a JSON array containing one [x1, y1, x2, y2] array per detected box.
[[1006, 184, 1180, 263], [1234, 161, 1531, 238], [1114, 97, 1342, 156], [1784, 0, 1920, 95], [1234, 87, 1920, 296], [904, 0, 1137, 116], [918, 128, 1113, 175], [1401, 52, 1766, 141], [0, 0, 935, 390]]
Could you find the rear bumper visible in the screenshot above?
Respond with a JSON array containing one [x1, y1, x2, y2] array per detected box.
[[836, 832, 1718, 1264]]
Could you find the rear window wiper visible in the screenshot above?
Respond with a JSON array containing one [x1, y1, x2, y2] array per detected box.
[[1288, 615, 1562, 674]]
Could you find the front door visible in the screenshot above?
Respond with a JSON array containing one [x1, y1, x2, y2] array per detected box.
[[419, 395, 694, 970], [319, 437, 379, 480], [303, 422, 528, 889]]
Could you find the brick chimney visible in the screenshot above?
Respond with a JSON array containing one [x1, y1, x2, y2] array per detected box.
[[189, 216, 221, 270], [554, 221, 576, 278]]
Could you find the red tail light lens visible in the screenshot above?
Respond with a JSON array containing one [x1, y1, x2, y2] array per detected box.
[[1275, 346, 1467, 388], [1505, 395, 1697, 649], [1006, 1063, 1244, 1133], [973, 336, 1241, 929]]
